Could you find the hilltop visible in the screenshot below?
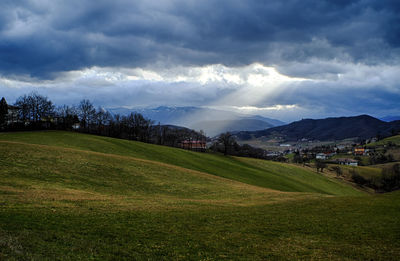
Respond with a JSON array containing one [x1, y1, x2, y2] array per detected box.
[[236, 114, 400, 142], [0, 131, 359, 195]]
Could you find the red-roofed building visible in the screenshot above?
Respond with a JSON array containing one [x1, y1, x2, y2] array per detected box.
[[354, 147, 365, 156], [180, 140, 206, 152]]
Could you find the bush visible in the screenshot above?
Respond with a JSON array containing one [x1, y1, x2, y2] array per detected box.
[[315, 160, 327, 173], [351, 169, 368, 186], [380, 164, 400, 192], [331, 166, 343, 177]]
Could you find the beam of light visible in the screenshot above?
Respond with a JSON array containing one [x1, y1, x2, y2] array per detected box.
[[208, 63, 307, 111]]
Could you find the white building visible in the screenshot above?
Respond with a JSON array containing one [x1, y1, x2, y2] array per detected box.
[[316, 153, 327, 160], [336, 158, 358, 166]]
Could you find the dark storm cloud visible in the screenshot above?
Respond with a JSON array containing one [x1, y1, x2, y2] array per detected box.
[[0, 0, 399, 78]]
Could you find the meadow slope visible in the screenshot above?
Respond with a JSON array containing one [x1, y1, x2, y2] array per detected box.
[[367, 134, 400, 147], [1, 131, 399, 260], [0, 131, 360, 196]]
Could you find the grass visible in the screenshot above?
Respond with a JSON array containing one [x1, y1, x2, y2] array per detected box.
[[0, 131, 361, 196], [330, 153, 371, 166], [339, 165, 382, 179], [1, 193, 400, 260], [368, 134, 400, 147], [0, 141, 299, 209], [1, 131, 399, 260]]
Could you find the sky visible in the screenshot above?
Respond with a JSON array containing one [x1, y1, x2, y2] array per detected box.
[[0, 0, 400, 122]]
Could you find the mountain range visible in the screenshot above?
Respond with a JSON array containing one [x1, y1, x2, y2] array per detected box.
[[190, 119, 274, 137], [235, 115, 400, 142], [106, 107, 400, 141], [107, 106, 285, 136], [380, 116, 400, 122]]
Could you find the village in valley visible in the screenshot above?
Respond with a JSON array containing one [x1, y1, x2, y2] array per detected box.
[[253, 135, 400, 192], [263, 137, 381, 167], [290, 137, 398, 165]]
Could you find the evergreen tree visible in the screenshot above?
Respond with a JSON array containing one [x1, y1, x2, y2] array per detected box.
[[0, 97, 8, 127]]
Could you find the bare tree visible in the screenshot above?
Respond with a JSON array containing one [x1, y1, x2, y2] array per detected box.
[[15, 92, 54, 123], [56, 105, 78, 129], [331, 166, 343, 177], [95, 107, 111, 134], [218, 132, 235, 155], [315, 160, 327, 173], [15, 95, 30, 122], [78, 99, 96, 129]]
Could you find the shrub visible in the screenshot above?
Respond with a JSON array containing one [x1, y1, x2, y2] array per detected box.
[[331, 166, 343, 177], [380, 164, 400, 192], [315, 160, 327, 173], [351, 169, 368, 186]]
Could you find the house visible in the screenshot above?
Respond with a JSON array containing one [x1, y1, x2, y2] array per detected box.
[[354, 147, 366, 156], [366, 137, 378, 144], [315, 152, 335, 160], [336, 158, 358, 166], [6, 105, 20, 125], [72, 123, 80, 130], [316, 153, 327, 160], [266, 151, 280, 157], [180, 140, 206, 152], [335, 145, 346, 150]]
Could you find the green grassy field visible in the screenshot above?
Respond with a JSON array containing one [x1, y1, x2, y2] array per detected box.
[[1, 131, 399, 260], [339, 165, 382, 179], [368, 134, 400, 147], [0, 131, 360, 196], [331, 153, 371, 166]]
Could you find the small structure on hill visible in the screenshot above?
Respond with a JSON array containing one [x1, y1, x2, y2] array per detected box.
[[315, 152, 335, 160], [6, 105, 20, 125], [354, 147, 366, 156], [266, 151, 281, 157], [336, 158, 358, 166], [180, 140, 206, 152]]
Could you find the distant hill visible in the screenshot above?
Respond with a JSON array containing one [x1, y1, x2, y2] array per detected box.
[[243, 115, 285, 127], [107, 106, 284, 136], [236, 115, 400, 142], [380, 116, 400, 122], [191, 119, 274, 137], [108, 106, 201, 126]]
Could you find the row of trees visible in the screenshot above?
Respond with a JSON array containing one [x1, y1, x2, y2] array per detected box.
[[15, 93, 54, 124], [210, 132, 269, 159], [0, 92, 206, 147], [2, 92, 270, 159]]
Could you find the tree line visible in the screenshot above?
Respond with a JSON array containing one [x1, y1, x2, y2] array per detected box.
[[210, 131, 269, 159], [0, 92, 206, 148], [1, 92, 272, 159], [350, 164, 400, 192]]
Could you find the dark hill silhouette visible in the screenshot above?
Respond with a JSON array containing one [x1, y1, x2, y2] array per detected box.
[[236, 115, 400, 141]]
